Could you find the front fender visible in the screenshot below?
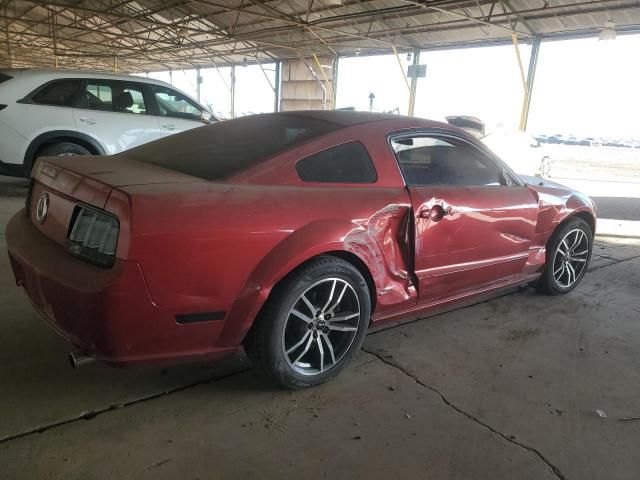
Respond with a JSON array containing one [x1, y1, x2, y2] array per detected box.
[[532, 186, 597, 245]]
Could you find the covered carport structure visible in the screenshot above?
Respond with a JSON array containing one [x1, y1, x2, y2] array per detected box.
[[1, 2, 640, 480], [2, 0, 639, 117]]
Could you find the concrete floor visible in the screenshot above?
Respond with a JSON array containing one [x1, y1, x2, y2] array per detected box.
[[1, 176, 640, 480]]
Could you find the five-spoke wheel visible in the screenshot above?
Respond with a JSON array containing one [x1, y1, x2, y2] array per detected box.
[[537, 217, 593, 294], [245, 256, 370, 389], [283, 278, 361, 376], [552, 228, 590, 288]]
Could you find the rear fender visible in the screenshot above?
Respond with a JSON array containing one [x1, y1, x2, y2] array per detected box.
[[217, 204, 416, 346]]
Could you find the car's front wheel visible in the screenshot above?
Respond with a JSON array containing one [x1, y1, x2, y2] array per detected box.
[[245, 256, 370, 389], [537, 217, 593, 294]]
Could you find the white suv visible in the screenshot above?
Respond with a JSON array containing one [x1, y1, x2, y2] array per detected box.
[[0, 69, 216, 177]]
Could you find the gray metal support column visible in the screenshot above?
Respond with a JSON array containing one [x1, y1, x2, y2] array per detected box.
[[274, 61, 281, 112], [408, 48, 420, 116], [523, 38, 541, 131], [331, 55, 339, 110], [230, 65, 236, 118], [196, 67, 201, 102]]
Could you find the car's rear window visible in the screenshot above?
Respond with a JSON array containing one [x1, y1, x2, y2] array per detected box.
[[0, 72, 13, 85], [119, 114, 342, 180]]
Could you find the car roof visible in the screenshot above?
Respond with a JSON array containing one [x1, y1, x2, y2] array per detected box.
[[262, 110, 455, 131], [0, 68, 172, 88]]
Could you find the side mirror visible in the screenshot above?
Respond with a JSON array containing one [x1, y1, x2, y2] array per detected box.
[[199, 111, 212, 124]]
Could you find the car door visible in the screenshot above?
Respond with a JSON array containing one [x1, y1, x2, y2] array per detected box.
[[390, 132, 539, 304], [147, 85, 210, 136], [72, 79, 162, 154]]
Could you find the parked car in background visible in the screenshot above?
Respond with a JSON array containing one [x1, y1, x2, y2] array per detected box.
[[0, 69, 215, 177], [6, 111, 596, 389], [481, 128, 552, 177], [445, 116, 551, 177]]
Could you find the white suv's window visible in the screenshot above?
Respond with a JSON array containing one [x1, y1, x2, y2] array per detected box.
[[81, 80, 147, 114], [31, 79, 82, 107], [151, 86, 203, 121]]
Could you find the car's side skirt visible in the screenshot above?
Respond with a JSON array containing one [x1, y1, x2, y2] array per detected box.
[[370, 271, 542, 327]]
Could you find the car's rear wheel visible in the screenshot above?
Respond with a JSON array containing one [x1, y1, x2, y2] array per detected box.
[[537, 217, 593, 294], [245, 256, 370, 389], [36, 142, 91, 159]]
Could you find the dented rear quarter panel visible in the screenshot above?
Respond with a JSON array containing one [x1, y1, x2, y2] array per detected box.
[[121, 182, 414, 345]]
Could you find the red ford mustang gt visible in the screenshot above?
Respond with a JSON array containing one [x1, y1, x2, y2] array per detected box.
[[6, 111, 596, 388]]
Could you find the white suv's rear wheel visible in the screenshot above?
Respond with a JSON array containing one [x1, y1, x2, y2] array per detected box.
[[36, 142, 91, 159], [28, 142, 92, 176]]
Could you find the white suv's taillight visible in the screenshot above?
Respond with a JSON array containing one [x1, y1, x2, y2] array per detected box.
[[68, 205, 119, 268]]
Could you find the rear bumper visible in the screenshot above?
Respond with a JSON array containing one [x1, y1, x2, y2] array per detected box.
[[6, 211, 237, 365]]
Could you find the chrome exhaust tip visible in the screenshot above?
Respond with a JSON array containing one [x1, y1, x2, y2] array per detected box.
[[69, 352, 95, 368]]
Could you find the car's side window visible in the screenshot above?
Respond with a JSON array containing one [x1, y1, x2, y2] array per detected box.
[[31, 79, 82, 107], [391, 135, 503, 187], [296, 142, 377, 184], [80, 80, 147, 114], [151, 86, 203, 121]]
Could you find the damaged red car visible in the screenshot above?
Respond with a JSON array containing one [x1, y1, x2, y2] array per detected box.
[[6, 111, 596, 388]]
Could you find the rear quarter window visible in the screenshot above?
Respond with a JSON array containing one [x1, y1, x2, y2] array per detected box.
[[296, 142, 377, 184], [31, 79, 82, 107]]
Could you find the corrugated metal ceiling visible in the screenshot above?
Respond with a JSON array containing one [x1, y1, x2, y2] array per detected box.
[[0, 0, 638, 72]]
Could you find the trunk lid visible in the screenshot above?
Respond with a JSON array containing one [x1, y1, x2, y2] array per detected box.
[[43, 154, 205, 187], [28, 155, 203, 249]]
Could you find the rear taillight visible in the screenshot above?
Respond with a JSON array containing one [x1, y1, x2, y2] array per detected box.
[[68, 205, 119, 268], [0, 104, 7, 111]]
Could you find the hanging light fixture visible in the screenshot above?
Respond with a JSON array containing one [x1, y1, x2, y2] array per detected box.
[[599, 20, 616, 41], [177, 28, 191, 38]]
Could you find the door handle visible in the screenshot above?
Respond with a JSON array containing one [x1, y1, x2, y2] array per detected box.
[[162, 124, 177, 131], [419, 204, 453, 222], [79, 117, 97, 125]]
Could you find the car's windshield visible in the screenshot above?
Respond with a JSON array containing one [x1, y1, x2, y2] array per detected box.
[[119, 113, 342, 180]]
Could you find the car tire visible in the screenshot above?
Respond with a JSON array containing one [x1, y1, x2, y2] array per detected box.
[[27, 142, 92, 177], [244, 256, 371, 389], [36, 142, 91, 160], [540, 156, 552, 178], [536, 217, 593, 295]]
